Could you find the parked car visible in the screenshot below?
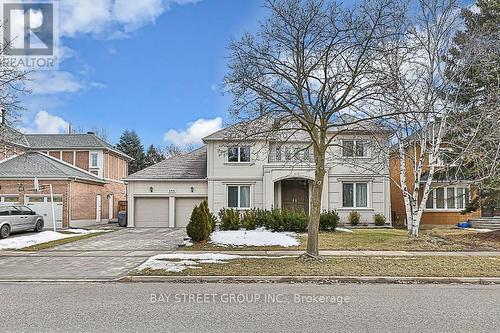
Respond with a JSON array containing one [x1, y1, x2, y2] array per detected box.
[[0, 204, 44, 239]]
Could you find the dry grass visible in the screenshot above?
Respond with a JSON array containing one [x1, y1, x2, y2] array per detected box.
[[19, 232, 106, 251], [136, 256, 500, 277], [185, 229, 500, 252]]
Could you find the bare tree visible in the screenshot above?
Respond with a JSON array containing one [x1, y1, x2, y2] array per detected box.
[[224, 0, 405, 258]]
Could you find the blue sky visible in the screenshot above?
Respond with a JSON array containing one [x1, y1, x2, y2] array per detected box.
[[19, 0, 267, 147]]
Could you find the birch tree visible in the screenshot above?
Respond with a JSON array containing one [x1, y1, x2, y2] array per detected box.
[[381, 0, 497, 237], [224, 0, 404, 257]]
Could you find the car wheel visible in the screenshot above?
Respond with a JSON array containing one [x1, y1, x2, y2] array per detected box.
[[34, 220, 44, 232], [0, 225, 10, 239]]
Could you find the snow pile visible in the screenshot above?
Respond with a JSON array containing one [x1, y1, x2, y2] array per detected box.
[[335, 227, 354, 233], [0, 231, 77, 250], [463, 228, 493, 233], [209, 228, 300, 247], [136, 253, 242, 272]]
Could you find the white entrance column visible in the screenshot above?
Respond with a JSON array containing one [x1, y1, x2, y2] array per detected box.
[[168, 195, 175, 228]]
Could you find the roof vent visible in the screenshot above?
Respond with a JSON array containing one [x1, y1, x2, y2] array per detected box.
[[87, 131, 95, 135]]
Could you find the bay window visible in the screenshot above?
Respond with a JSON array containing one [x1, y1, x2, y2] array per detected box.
[[227, 185, 251, 209], [342, 183, 368, 208]]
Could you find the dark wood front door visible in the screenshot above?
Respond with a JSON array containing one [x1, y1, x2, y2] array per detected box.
[[282, 180, 309, 214]]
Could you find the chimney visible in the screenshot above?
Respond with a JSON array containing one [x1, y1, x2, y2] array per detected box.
[[87, 131, 95, 135]]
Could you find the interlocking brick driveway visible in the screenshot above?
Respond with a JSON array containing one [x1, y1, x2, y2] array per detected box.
[[0, 228, 186, 281]]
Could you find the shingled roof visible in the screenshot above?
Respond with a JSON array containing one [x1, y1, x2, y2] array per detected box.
[[125, 146, 207, 180], [0, 152, 105, 183]]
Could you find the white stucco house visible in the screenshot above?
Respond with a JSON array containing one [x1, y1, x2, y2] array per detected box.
[[125, 120, 392, 227]]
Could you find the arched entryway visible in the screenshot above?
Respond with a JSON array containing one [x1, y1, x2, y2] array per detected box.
[[274, 178, 311, 214]]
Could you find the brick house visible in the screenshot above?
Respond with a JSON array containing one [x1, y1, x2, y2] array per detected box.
[[0, 125, 132, 228]]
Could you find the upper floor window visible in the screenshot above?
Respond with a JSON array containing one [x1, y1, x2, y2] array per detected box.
[[228, 146, 250, 163], [90, 153, 98, 167], [426, 186, 469, 210], [342, 140, 368, 157], [274, 146, 310, 162]]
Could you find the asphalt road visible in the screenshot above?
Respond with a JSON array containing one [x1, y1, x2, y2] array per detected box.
[[0, 282, 498, 333]]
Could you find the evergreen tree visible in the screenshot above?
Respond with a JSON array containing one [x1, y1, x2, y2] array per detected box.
[[144, 144, 165, 167], [116, 130, 145, 174]]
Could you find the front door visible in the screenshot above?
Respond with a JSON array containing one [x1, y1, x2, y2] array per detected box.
[[108, 194, 114, 220], [281, 180, 309, 214]]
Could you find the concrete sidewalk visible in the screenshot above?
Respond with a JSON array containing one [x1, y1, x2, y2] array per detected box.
[[176, 250, 500, 257]]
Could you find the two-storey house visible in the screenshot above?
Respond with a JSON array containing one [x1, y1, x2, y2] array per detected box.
[[0, 124, 132, 229], [125, 121, 392, 228]]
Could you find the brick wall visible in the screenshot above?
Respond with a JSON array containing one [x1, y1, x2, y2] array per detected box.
[[70, 181, 126, 222], [75, 151, 89, 171], [0, 179, 70, 228], [62, 151, 74, 164]]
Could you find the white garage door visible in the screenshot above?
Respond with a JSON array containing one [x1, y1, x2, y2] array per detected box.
[[25, 195, 63, 229], [134, 197, 169, 227], [175, 197, 207, 227]]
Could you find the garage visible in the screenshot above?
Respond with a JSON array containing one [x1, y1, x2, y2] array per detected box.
[[175, 197, 207, 227], [134, 197, 169, 227], [25, 195, 64, 229]]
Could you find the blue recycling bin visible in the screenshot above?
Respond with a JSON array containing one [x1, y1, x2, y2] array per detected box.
[[118, 211, 127, 227]]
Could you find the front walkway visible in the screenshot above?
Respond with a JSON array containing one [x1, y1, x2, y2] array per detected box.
[[177, 250, 500, 257], [0, 228, 187, 281]]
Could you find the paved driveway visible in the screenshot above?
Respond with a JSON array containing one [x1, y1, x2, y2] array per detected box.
[[0, 228, 186, 281]]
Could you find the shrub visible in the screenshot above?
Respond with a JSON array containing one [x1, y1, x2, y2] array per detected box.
[[200, 200, 217, 232], [282, 209, 308, 232], [241, 209, 257, 230], [374, 214, 386, 226], [218, 208, 241, 230], [186, 205, 211, 242], [320, 210, 339, 231], [254, 209, 270, 229], [348, 211, 360, 226]]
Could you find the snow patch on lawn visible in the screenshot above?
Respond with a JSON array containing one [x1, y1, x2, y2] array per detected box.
[[209, 228, 300, 247], [64, 228, 110, 235], [0, 231, 75, 250], [335, 227, 353, 233], [136, 253, 294, 273]]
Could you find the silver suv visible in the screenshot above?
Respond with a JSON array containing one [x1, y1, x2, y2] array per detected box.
[[0, 204, 44, 239]]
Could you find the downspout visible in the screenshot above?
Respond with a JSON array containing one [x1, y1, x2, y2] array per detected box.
[[68, 179, 73, 228]]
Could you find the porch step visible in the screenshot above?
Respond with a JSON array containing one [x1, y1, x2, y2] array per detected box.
[[470, 217, 500, 230]]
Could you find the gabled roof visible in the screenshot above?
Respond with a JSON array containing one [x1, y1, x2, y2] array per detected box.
[[0, 152, 105, 183], [125, 147, 207, 180]]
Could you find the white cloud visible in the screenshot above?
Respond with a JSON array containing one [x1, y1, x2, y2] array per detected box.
[[164, 117, 222, 147], [59, 0, 202, 38], [19, 111, 70, 134], [26, 71, 83, 95]]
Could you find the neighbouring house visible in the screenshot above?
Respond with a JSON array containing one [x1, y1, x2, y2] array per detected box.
[[389, 140, 480, 226], [0, 124, 132, 228], [125, 120, 393, 228]]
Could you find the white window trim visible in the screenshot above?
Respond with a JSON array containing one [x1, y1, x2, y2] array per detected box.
[[340, 182, 371, 209], [90, 153, 99, 168], [341, 139, 370, 158], [226, 146, 251, 163], [226, 184, 252, 210], [425, 186, 470, 211]]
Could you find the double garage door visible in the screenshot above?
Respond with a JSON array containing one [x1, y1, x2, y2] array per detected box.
[[134, 197, 206, 228]]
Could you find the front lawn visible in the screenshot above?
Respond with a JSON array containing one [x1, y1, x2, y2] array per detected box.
[[185, 229, 500, 252], [135, 255, 500, 277]]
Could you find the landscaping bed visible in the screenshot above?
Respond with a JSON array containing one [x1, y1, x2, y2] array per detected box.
[[134, 255, 500, 278], [185, 229, 500, 252]]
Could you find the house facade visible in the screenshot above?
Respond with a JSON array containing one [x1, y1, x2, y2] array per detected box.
[[126, 123, 392, 228], [0, 125, 132, 228]]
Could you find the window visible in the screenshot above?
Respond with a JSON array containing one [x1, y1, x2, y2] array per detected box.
[[426, 186, 469, 210], [1, 196, 18, 203], [227, 185, 251, 209], [343, 183, 368, 208], [90, 153, 98, 167], [227, 147, 250, 163], [0, 206, 10, 216], [342, 140, 368, 157]]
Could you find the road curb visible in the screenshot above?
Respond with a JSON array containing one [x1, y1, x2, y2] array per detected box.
[[118, 275, 500, 284]]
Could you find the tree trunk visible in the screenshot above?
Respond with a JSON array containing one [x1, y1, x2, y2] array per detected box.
[[306, 148, 326, 258]]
